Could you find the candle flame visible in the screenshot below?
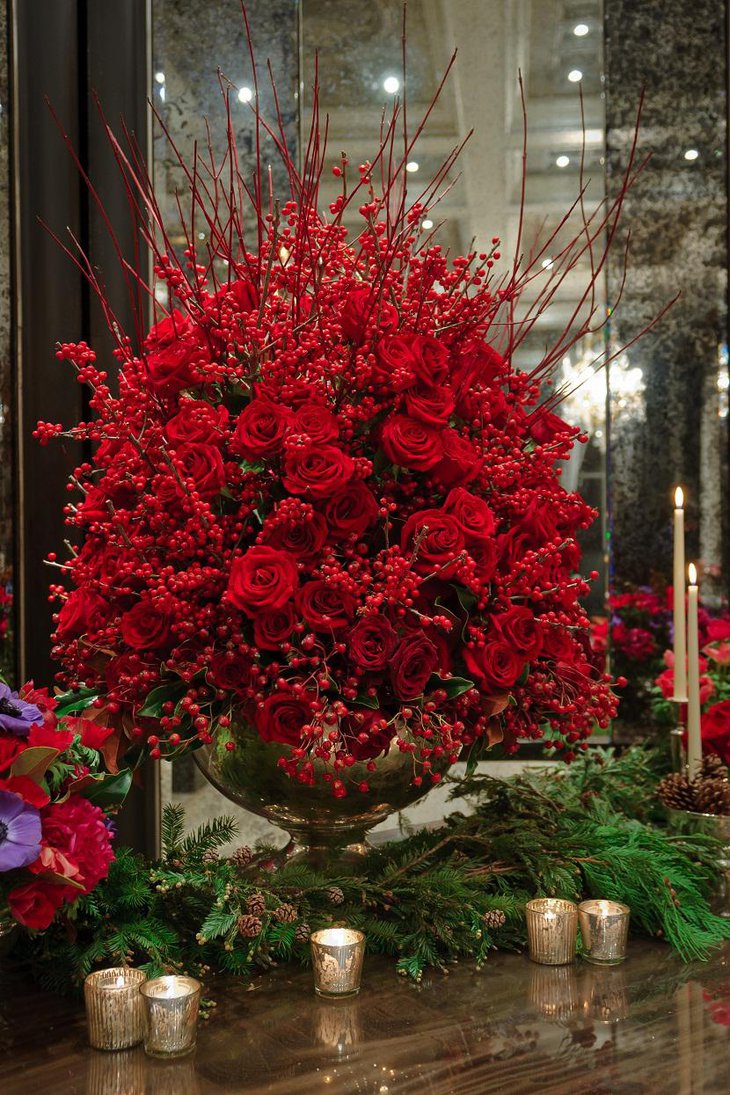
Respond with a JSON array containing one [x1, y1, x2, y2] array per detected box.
[[688, 562, 697, 585], [115, 975, 125, 988], [674, 486, 684, 508]]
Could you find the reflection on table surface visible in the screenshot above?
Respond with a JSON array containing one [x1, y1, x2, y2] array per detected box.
[[1, 940, 728, 1094]]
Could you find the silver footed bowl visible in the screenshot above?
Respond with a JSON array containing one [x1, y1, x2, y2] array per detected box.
[[194, 720, 455, 867]]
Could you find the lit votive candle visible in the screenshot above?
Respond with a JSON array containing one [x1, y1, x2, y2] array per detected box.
[[140, 975, 202, 1058], [310, 928, 365, 997], [84, 967, 147, 1051], [578, 899, 630, 965], [525, 898, 578, 965]]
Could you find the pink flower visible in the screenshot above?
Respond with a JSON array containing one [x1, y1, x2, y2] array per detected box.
[[703, 641, 730, 666]]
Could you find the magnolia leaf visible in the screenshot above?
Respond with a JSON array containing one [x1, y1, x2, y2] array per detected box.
[[36, 870, 85, 892], [53, 688, 100, 717], [428, 675, 475, 700], [138, 681, 187, 718], [80, 768, 133, 808], [10, 746, 60, 785]]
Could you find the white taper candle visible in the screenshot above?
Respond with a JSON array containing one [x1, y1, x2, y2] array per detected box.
[[672, 487, 687, 702], [686, 562, 701, 778]]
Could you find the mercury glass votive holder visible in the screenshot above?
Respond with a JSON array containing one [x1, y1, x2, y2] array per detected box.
[[84, 967, 147, 1051], [578, 899, 630, 965], [140, 975, 202, 1058], [310, 928, 366, 997], [525, 898, 578, 965]]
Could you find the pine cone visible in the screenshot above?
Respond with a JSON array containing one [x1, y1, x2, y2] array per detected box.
[[246, 892, 266, 916], [295, 922, 311, 944], [701, 754, 729, 781], [482, 909, 507, 930], [237, 913, 263, 938], [326, 886, 345, 906], [231, 846, 254, 868], [695, 777, 730, 816], [273, 903, 298, 924], [658, 772, 697, 812], [201, 849, 219, 865]]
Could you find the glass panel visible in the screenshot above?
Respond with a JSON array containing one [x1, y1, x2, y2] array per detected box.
[[0, 0, 15, 684]]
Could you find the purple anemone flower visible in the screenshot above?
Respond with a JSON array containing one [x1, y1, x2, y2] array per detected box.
[[0, 790, 42, 871], [0, 682, 44, 738]]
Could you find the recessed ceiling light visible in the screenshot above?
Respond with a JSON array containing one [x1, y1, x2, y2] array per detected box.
[[238, 86, 253, 104], [573, 23, 589, 37], [542, 258, 554, 270], [406, 161, 419, 173], [154, 71, 166, 84], [383, 76, 400, 94], [684, 148, 699, 161], [422, 218, 434, 229], [556, 154, 570, 168], [568, 69, 583, 83]]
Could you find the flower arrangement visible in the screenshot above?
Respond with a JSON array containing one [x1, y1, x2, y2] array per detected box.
[[33, 35, 646, 798], [0, 680, 121, 930]]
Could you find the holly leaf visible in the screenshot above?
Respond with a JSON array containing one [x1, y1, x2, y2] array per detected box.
[[138, 681, 187, 718], [10, 746, 60, 785], [428, 675, 475, 700], [80, 768, 133, 808]]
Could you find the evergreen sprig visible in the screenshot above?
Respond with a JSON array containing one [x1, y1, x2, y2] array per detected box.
[[20, 748, 730, 995]]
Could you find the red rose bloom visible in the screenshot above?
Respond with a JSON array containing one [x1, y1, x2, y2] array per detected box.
[[401, 509, 464, 575], [282, 445, 355, 498], [701, 700, 730, 764], [227, 546, 299, 616], [174, 442, 226, 499], [8, 880, 65, 931], [463, 641, 525, 691], [164, 400, 229, 448], [323, 481, 379, 540], [452, 340, 505, 396], [253, 604, 296, 650], [470, 539, 498, 583], [55, 590, 108, 641], [210, 277, 258, 315], [341, 286, 398, 344], [294, 404, 339, 443], [208, 652, 254, 695], [493, 606, 543, 659], [373, 334, 419, 390], [348, 615, 398, 671], [145, 309, 194, 349], [381, 415, 443, 471], [232, 400, 292, 460], [405, 386, 455, 425], [434, 429, 480, 487], [444, 487, 496, 542], [409, 334, 451, 388], [297, 581, 357, 631], [391, 633, 439, 700], [527, 409, 572, 445], [120, 600, 173, 651], [341, 710, 394, 760], [146, 330, 208, 394], [263, 510, 328, 564], [255, 692, 313, 746]]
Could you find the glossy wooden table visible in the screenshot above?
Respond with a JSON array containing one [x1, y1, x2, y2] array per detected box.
[[1, 941, 728, 1094]]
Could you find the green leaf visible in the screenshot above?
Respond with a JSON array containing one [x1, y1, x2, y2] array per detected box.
[[353, 691, 380, 709], [428, 675, 475, 700], [454, 586, 478, 613], [138, 681, 187, 718], [10, 746, 60, 784], [80, 769, 133, 807], [54, 689, 100, 717]]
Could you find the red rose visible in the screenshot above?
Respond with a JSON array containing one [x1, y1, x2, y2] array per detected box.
[[470, 539, 498, 583], [391, 633, 439, 700], [381, 415, 443, 471], [701, 700, 730, 764], [174, 443, 226, 499], [348, 615, 398, 671], [463, 641, 525, 690], [341, 710, 394, 760], [527, 409, 573, 446], [373, 334, 419, 390], [341, 287, 398, 344], [78, 487, 109, 525], [401, 509, 464, 575], [405, 386, 455, 425], [443, 487, 496, 542], [164, 400, 229, 448], [208, 652, 254, 695], [452, 340, 505, 396], [323, 481, 379, 540], [294, 404, 339, 443], [227, 546, 299, 616], [255, 692, 313, 746], [409, 334, 451, 388], [297, 581, 357, 631], [55, 590, 108, 641], [146, 332, 209, 394], [493, 607, 543, 659], [542, 625, 581, 663], [210, 277, 259, 315], [282, 445, 355, 498], [120, 600, 173, 651], [263, 510, 328, 564], [707, 619, 730, 643], [145, 309, 194, 349], [8, 880, 65, 931], [253, 604, 296, 650], [232, 400, 292, 461], [434, 429, 481, 487]]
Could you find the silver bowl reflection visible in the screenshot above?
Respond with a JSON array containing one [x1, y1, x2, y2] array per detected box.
[[194, 719, 454, 866]]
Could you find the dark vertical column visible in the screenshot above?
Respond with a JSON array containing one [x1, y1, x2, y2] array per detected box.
[[604, 0, 729, 600]]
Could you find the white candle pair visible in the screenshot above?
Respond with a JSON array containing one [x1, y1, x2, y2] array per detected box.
[[672, 487, 701, 776]]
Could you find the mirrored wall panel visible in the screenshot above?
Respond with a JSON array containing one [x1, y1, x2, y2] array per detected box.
[[0, 0, 14, 684]]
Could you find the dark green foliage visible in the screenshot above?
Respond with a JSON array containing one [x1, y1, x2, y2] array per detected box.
[[22, 748, 730, 994]]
